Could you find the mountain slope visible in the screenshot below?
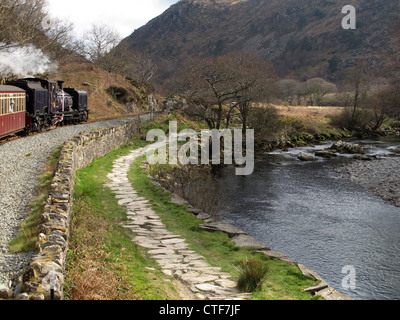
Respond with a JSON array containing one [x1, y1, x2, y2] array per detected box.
[[121, 0, 400, 87]]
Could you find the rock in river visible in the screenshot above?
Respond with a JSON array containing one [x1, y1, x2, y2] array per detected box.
[[329, 141, 365, 154], [298, 153, 317, 161]]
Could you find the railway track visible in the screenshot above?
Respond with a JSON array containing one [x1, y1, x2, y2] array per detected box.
[[0, 111, 158, 146]]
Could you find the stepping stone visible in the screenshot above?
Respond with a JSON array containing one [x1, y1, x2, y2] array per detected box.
[[160, 263, 189, 270], [183, 255, 206, 264], [156, 257, 184, 265], [190, 267, 222, 274], [129, 199, 150, 205], [118, 198, 133, 206], [189, 260, 210, 267], [115, 194, 135, 199], [152, 254, 183, 261], [178, 250, 196, 255], [146, 221, 165, 227], [148, 248, 176, 255], [162, 270, 173, 276], [147, 216, 162, 221], [181, 274, 220, 284], [231, 234, 269, 250], [135, 242, 163, 249], [161, 238, 186, 245], [215, 279, 237, 289], [195, 283, 230, 294], [199, 222, 247, 238], [135, 209, 157, 215]]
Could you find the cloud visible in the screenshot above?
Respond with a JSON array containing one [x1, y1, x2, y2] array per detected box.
[[46, 0, 179, 37]]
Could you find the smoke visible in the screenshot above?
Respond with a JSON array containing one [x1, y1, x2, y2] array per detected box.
[[0, 43, 55, 76]]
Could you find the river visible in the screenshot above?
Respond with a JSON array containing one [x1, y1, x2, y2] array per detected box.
[[217, 137, 400, 300]]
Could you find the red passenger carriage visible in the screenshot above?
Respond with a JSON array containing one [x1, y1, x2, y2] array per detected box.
[[0, 85, 26, 139]]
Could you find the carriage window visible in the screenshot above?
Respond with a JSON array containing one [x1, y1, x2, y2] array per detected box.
[[17, 96, 21, 112], [1, 97, 7, 114], [10, 98, 15, 113]]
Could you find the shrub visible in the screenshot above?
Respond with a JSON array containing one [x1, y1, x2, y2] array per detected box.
[[314, 8, 326, 19], [247, 105, 283, 143], [106, 85, 131, 104], [236, 258, 269, 292], [329, 107, 376, 130]]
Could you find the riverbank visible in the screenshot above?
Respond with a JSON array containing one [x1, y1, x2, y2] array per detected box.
[[335, 156, 400, 208], [65, 138, 329, 300]]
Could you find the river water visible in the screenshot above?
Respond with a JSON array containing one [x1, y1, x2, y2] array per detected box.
[[217, 137, 400, 300]]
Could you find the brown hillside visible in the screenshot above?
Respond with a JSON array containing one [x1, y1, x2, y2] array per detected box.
[[121, 0, 400, 88], [50, 63, 157, 120]]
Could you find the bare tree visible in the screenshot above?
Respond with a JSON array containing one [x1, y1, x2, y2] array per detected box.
[[1, 0, 47, 48], [128, 50, 156, 84], [1, 0, 77, 64], [107, 43, 157, 83], [170, 51, 275, 131], [300, 78, 337, 106], [276, 79, 301, 105], [77, 23, 121, 67], [370, 88, 394, 130], [345, 62, 371, 129], [41, 17, 75, 61], [247, 104, 283, 147], [377, 22, 400, 121]]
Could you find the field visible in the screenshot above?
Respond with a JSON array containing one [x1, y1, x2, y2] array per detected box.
[[274, 105, 344, 131]]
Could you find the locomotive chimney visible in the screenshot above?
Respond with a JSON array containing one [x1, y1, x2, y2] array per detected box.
[[57, 80, 64, 90]]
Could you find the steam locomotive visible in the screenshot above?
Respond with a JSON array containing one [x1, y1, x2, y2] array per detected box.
[[0, 78, 88, 139]]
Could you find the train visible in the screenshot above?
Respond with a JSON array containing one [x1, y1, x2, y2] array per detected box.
[[0, 78, 88, 139]]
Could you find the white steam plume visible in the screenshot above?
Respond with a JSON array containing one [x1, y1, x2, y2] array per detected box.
[[0, 43, 55, 76]]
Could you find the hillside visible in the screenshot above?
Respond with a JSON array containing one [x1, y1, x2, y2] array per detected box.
[[49, 63, 159, 120], [121, 0, 400, 88]]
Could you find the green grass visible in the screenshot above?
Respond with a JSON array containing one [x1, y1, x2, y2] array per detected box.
[[8, 145, 63, 253]]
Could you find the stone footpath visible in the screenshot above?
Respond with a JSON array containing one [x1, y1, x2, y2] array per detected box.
[[105, 143, 251, 300]]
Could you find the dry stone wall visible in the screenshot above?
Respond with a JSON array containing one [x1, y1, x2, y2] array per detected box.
[[17, 120, 142, 300]]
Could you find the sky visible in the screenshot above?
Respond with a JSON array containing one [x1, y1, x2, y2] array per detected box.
[[46, 0, 179, 38]]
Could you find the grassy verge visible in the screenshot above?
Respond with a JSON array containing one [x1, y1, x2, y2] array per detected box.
[[64, 139, 182, 300], [129, 154, 322, 300], [8, 145, 63, 253]]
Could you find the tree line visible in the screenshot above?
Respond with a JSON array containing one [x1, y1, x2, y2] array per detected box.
[[164, 50, 400, 135]]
